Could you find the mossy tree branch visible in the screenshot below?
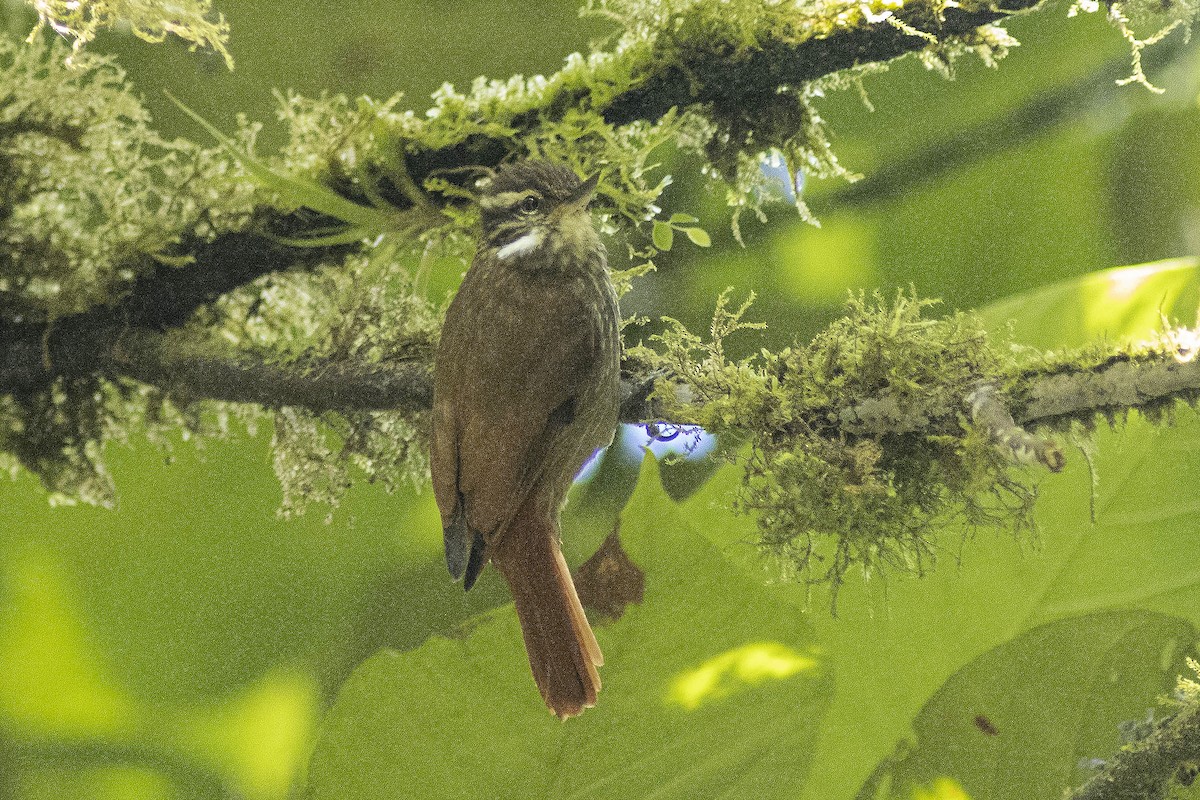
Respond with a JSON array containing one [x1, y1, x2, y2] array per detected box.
[[389, 0, 1042, 204], [593, 0, 1037, 127], [1068, 662, 1200, 800], [2, 229, 347, 386], [8, 318, 1195, 432]]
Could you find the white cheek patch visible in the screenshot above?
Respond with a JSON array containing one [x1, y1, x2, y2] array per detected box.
[[497, 229, 544, 260]]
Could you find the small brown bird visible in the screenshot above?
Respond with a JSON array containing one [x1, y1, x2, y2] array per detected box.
[[430, 160, 620, 718]]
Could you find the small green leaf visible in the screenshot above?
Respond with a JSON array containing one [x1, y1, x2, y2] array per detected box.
[[268, 228, 372, 248], [166, 91, 393, 233], [652, 220, 675, 251], [668, 213, 699, 224], [685, 227, 712, 247]]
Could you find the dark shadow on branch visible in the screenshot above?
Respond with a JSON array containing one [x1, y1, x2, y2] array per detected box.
[[821, 34, 1194, 209], [1, 226, 350, 391]]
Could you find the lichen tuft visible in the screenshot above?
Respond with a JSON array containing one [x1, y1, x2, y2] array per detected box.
[[0, 38, 256, 321], [26, 0, 232, 68]]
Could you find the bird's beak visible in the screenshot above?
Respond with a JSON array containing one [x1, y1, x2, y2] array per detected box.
[[562, 173, 600, 213]]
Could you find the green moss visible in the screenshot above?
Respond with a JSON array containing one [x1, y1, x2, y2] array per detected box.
[[635, 291, 1036, 593], [264, 0, 1019, 251], [634, 290, 1200, 596]]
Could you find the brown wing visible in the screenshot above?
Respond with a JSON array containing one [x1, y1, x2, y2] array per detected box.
[[430, 263, 600, 554]]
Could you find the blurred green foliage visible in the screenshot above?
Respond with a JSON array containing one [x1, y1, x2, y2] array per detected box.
[[3, 0, 1200, 798]]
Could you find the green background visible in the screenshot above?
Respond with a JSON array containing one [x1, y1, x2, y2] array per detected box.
[[3, 1, 1200, 797]]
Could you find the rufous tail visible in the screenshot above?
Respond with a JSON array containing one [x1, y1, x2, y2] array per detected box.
[[491, 499, 603, 719]]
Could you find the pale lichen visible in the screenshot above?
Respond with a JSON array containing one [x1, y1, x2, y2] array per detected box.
[[0, 38, 256, 320], [201, 245, 440, 517], [0, 37, 261, 500], [25, 0, 232, 68]]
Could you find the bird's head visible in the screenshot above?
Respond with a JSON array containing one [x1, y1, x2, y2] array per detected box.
[[478, 160, 602, 272]]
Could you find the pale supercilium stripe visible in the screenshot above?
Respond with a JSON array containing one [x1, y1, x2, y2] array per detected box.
[[480, 191, 537, 211]]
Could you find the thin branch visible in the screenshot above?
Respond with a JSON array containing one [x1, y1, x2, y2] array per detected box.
[[821, 34, 1193, 209], [402, 0, 1043, 184], [111, 329, 433, 412]]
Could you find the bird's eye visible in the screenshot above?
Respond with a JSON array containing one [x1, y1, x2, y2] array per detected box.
[[519, 195, 540, 214]]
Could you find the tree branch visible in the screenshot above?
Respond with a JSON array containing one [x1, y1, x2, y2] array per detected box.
[[594, 1, 1039, 127], [398, 0, 1043, 186], [10, 323, 1196, 443], [1018, 354, 1200, 424], [0, 228, 349, 389], [111, 329, 433, 412]]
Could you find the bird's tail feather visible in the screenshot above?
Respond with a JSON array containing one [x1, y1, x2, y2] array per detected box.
[[492, 500, 603, 719]]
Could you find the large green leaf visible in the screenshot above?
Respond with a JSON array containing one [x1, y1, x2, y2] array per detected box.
[[883, 611, 1196, 799], [306, 454, 832, 800], [679, 413, 1200, 800], [978, 257, 1200, 347]]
